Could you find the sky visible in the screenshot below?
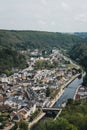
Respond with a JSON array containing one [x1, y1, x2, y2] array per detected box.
[[0, 0, 87, 32]]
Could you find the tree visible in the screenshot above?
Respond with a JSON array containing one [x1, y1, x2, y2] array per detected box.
[[37, 121, 46, 130], [10, 123, 18, 130], [19, 120, 28, 130], [46, 87, 50, 97], [67, 98, 74, 105], [39, 118, 78, 130], [82, 74, 87, 87]]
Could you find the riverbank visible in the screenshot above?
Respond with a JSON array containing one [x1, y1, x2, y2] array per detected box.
[[29, 73, 81, 129], [49, 89, 64, 108], [50, 74, 81, 107], [73, 85, 81, 100], [61, 73, 81, 89]]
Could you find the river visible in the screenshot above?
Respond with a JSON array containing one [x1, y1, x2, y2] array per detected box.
[[54, 73, 84, 108], [31, 73, 85, 130]]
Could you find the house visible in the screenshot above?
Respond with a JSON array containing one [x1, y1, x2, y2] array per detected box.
[[30, 104, 36, 114], [10, 111, 17, 120], [0, 94, 3, 102], [12, 114, 22, 122], [0, 74, 8, 83], [0, 104, 10, 112], [0, 88, 4, 93], [4, 100, 17, 108], [18, 108, 30, 119], [21, 73, 27, 80]]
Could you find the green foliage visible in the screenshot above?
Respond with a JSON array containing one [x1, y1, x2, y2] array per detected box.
[[34, 60, 53, 70], [0, 48, 27, 75], [46, 87, 50, 97], [82, 75, 87, 87], [69, 43, 87, 87], [19, 120, 28, 130], [0, 116, 3, 122], [10, 121, 28, 130], [36, 118, 77, 130], [60, 101, 87, 130], [69, 43, 87, 70], [30, 109, 40, 121], [10, 123, 18, 130], [67, 99, 74, 105], [0, 111, 10, 129], [0, 30, 85, 51]]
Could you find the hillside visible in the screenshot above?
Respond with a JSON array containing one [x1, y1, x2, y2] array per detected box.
[[0, 48, 27, 75], [74, 32, 87, 38], [69, 43, 87, 70], [0, 30, 85, 51], [69, 43, 87, 87], [0, 30, 87, 76]]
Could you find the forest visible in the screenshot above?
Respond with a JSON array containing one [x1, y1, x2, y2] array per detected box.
[[0, 30, 86, 51], [0, 48, 27, 75], [69, 43, 87, 86]]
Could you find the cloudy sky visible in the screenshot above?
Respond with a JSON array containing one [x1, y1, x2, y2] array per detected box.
[[0, 0, 87, 32]]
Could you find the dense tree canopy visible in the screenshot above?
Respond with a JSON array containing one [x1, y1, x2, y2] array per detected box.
[[10, 120, 28, 130], [69, 43, 87, 87], [0, 48, 27, 75], [0, 30, 86, 51]]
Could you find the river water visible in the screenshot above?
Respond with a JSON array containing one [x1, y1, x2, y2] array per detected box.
[[31, 73, 85, 130], [54, 73, 84, 108]]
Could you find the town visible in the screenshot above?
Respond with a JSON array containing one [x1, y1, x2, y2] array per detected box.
[[0, 48, 82, 128]]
